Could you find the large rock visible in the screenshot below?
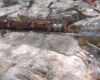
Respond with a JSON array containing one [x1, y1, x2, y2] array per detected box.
[[18, 0, 31, 4], [2, 31, 81, 55], [0, 4, 21, 17], [50, 0, 75, 17], [19, 5, 50, 20], [0, 32, 100, 80], [0, 1, 4, 8], [62, 10, 79, 26], [0, 0, 100, 26], [96, 1, 100, 12], [0, 0, 79, 24], [17, 0, 80, 24], [78, 7, 99, 19], [50, 1, 74, 9], [69, 19, 88, 32], [4, 67, 40, 80], [74, 1, 100, 19], [18, 0, 80, 23], [69, 16, 100, 32]]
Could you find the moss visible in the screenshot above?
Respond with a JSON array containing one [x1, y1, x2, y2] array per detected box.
[[14, 14, 21, 21], [0, 13, 21, 21]]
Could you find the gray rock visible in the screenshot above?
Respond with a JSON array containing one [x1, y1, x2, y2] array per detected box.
[[69, 16, 100, 32], [0, 0, 79, 24], [59, 73, 81, 80], [0, 71, 5, 80], [51, 1, 74, 13], [0, 1, 4, 8], [4, 67, 39, 80], [0, 4, 21, 17], [97, 1, 100, 12], [62, 10, 79, 25], [2, 31, 81, 55], [75, 1, 100, 19], [69, 19, 88, 31], [19, 5, 50, 20], [18, 0, 31, 4], [0, 31, 99, 80]]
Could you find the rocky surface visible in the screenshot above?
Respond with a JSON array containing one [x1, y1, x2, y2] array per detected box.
[[0, 31, 100, 80], [69, 16, 100, 32], [0, 1, 4, 8], [2, 31, 81, 55], [0, 0, 100, 28], [0, 0, 100, 27], [18, 0, 76, 21], [67, 1, 100, 32], [0, 0, 100, 80], [0, 4, 21, 17]]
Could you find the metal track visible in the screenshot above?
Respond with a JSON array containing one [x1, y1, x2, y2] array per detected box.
[[77, 19, 100, 37]]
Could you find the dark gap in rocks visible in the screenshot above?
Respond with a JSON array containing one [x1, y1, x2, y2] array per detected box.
[[16, 74, 31, 80], [2, 0, 18, 7], [26, 0, 34, 10], [74, 9, 83, 20], [46, 2, 54, 19], [57, 0, 60, 2]]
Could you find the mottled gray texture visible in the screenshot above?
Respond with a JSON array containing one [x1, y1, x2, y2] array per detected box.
[[2, 31, 81, 55], [0, 31, 100, 80]]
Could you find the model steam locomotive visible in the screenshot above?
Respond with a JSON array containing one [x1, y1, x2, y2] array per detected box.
[[0, 19, 68, 32]]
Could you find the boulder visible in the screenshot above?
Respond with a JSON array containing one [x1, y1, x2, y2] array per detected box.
[[62, 10, 79, 26], [2, 31, 81, 55], [69, 16, 100, 32], [0, 1, 4, 8], [96, 1, 100, 12], [51, 0, 74, 13], [69, 19, 88, 32], [50, 1, 73, 9], [19, 5, 50, 20], [0, 31, 99, 80], [4, 67, 40, 80], [18, 0, 31, 4], [0, 0, 79, 23], [17, 0, 80, 23], [75, 1, 100, 19], [78, 8, 99, 19], [0, 71, 5, 80], [0, 4, 21, 18]]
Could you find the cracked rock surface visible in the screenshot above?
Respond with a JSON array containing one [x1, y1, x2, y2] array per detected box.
[[0, 31, 100, 80]]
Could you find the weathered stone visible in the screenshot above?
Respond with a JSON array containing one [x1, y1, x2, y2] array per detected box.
[[0, 31, 99, 80], [74, 1, 100, 19], [4, 67, 40, 80], [50, 1, 73, 9], [69, 19, 86, 32], [0, 71, 5, 80], [97, 1, 100, 12], [62, 10, 79, 24], [52, 1, 74, 13], [0, 1, 4, 8], [19, 6, 50, 20], [0, 4, 21, 17], [79, 8, 99, 19], [69, 16, 100, 32]]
